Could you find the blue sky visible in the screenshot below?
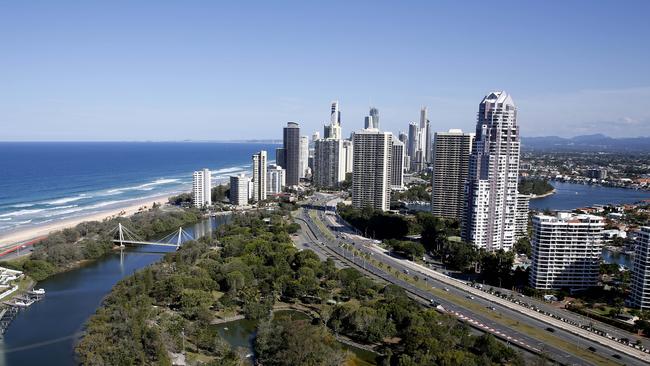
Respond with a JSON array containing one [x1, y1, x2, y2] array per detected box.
[[1, 0, 649, 140]]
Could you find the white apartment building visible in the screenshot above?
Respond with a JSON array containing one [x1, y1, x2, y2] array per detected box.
[[252, 150, 267, 202], [192, 168, 212, 208], [342, 139, 353, 174], [463, 91, 521, 251], [352, 129, 392, 211], [229, 173, 249, 207], [266, 164, 286, 195], [515, 193, 532, 239], [299, 136, 309, 179], [391, 137, 405, 190], [529, 213, 604, 290], [630, 227, 650, 310]]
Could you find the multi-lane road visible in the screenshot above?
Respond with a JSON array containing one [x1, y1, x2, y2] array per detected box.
[[295, 193, 650, 366]]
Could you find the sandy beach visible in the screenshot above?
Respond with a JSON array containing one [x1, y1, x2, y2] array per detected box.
[[0, 194, 173, 249]]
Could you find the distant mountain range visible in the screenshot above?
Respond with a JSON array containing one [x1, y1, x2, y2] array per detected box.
[[521, 134, 650, 152]]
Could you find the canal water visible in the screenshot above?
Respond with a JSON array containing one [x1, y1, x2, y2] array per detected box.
[[602, 249, 633, 268], [529, 181, 649, 211], [0, 216, 229, 366]]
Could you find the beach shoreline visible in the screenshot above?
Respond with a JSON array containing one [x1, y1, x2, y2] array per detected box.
[[0, 193, 174, 249]]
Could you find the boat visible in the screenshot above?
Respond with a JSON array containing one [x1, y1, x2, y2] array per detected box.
[[14, 300, 34, 307], [29, 288, 45, 295]]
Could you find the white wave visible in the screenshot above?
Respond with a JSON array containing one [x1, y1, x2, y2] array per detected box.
[[46, 194, 90, 205], [0, 208, 45, 218], [0, 218, 11, 221], [14, 220, 32, 225], [88, 199, 132, 209], [50, 205, 77, 210], [0, 204, 80, 219], [98, 190, 123, 196], [10, 203, 35, 208], [107, 178, 181, 194], [212, 166, 246, 175], [42, 206, 85, 218]]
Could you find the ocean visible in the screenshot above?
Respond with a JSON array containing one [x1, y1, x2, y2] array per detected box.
[[0, 142, 278, 235]]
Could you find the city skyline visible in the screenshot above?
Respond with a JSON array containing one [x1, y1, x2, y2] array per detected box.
[[2, 1, 650, 141]]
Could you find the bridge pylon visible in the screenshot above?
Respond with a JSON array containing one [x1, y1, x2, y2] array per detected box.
[[118, 223, 125, 248]]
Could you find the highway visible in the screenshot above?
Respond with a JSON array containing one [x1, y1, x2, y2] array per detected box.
[[296, 193, 650, 366]]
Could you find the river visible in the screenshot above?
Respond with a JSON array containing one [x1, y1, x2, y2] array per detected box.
[[0, 216, 229, 366], [529, 181, 649, 211], [529, 182, 649, 268]]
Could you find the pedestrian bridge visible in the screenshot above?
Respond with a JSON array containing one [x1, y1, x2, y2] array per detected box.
[[108, 223, 194, 249]]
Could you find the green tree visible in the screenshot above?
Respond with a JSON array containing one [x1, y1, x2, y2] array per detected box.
[[255, 318, 347, 366], [514, 236, 531, 256]]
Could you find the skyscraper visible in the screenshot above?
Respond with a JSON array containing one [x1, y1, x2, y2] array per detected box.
[[352, 129, 392, 211], [407, 122, 419, 170], [275, 147, 286, 169], [266, 164, 286, 195], [420, 107, 431, 164], [630, 227, 650, 310], [341, 139, 354, 174], [192, 169, 212, 208], [463, 91, 521, 251], [391, 137, 405, 190], [364, 115, 374, 129], [313, 138, 345, 188], [283, 122, 301, 186], [229, 173, 249, 207], [251, 150, 267, 202], [431, 129, 474, 220], [529, 213, 604, 290], [331, 100, 341, 125], [369, 107, 379, 130], [299, 136, 309, 179], [324, 101, 342, 140], [398, 131, 408, 146]]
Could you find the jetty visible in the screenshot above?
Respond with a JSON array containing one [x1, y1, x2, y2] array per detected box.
[[0, 287, 46, 336]]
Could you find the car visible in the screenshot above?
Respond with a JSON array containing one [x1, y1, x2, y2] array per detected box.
[[545, 327, 555, 333], [612, 354, 621, 359], [487, 306, 496, 311], [444, 287, 450, 292], [466, 295, 475, 300], [588, 346, 597, 352]]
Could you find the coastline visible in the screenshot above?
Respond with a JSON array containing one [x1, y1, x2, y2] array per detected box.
[[0, 193, 173, 250]]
